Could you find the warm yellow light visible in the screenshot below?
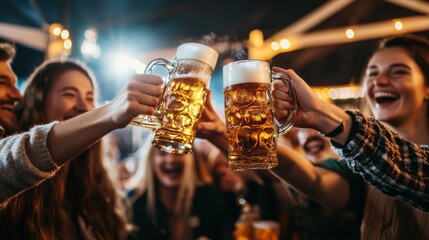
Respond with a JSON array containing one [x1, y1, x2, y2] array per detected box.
[[63, 39, 72, 49], [271, 41, 280, 51], [345, 28, 354, 39], [280, 39, 291, 49], [53, 27, 61, 36], [50, 23, 63, 36], [312, 86, 363, 100], [249, 29, 264, 48], [61, 30, 70, 39], [321, 88, 330, 100], [394, 20, 403, 31]]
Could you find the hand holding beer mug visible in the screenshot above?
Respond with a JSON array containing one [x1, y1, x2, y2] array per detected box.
[[223, 60, 297, 170], [134, 43, 218, 154]]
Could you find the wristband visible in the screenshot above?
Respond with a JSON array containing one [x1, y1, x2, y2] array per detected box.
[[322, 121, 344, 138]]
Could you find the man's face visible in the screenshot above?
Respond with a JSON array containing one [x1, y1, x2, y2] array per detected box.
[[0, 61, 22, 135]]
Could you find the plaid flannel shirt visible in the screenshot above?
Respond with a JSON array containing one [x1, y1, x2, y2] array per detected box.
[[332, 110, 429, 212]]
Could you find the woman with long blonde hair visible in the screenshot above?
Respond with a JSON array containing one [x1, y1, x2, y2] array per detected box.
[[129, 137, 232, 240], [0, 60, 130, 239]]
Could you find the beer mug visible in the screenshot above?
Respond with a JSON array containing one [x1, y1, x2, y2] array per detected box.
[[223, 60, 297, 170], [252, 221, 280, 240], [138, 43, 218, 154]]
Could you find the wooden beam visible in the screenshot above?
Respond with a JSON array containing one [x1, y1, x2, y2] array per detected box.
[[268, 0, 353, 40], [249, 15, 429, 60], [0, 22, 48, 51]]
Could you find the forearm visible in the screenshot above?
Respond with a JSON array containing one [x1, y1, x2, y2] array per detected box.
[[332, 110, 429, 211], [0, 123, 60, 205], [311, 101, 353, 145], [48, 104, 118, 166], [273, 144, 318, 191], [273, 144, 349, 209]]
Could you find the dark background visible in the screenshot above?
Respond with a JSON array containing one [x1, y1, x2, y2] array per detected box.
[[1, 0, 429, 103]]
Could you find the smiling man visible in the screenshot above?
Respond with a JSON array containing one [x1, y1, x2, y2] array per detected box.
[[0, 43, 22, 137]]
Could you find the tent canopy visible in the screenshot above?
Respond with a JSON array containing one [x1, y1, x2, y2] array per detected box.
[[1, 0, 429, 101]]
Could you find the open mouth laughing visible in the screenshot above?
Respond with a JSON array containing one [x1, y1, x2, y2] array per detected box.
[[373, 91, 399, 105]]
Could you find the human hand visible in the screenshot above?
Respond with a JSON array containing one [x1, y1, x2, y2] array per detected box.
[[272, 67, 325, 130], [197, 90, 227, 141], [106, 74, 163, 128]]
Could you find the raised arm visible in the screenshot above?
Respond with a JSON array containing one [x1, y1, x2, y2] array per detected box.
[[0, 74, 163, 205], [332, 110, 429, 212], [48, 74, 163, 165], [271, 67, 429, 211], [197, 88, 351, 209], [272, 144, 351, 209]]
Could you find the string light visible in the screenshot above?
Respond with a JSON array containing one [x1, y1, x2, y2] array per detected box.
[[280, 39, 291, 49], [60, 30, 70, 39], [63, 39, 72, 50], [345, 28, 355, 39], [394, 20, 403, 30], [271, 41, 280, 51], [50, 23, 63, 36], [312, 86, 363, 100]]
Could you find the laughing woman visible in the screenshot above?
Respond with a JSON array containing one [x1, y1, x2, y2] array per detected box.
[[271, 35, 429, 238], [128, 138, 232, 240], [0, 60, 131, 239]]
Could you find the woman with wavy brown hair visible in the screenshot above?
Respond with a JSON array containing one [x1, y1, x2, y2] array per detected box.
[[0, 60, 131, 239]]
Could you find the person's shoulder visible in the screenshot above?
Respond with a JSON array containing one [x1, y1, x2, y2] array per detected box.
[[315, 158, 346, 172]]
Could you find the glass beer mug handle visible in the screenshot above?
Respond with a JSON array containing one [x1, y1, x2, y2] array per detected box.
[[144, 58, 175, 75], [271, 71, 297, 135], [130, 58, 174, 129]]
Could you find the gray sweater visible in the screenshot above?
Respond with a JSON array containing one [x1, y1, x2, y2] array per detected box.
[[0, 122, 60, 207]]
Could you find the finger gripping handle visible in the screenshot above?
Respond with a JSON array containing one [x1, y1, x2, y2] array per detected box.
[[271, 71, 297, 135]]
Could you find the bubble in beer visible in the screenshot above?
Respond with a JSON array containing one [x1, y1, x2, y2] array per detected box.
[[237, 126, 258, 151], [245, 106, 269, 126], [189, 102, 203, 117], [256, 87, 270, 102], [226, 106, 242, 128], [166, 94, 187, 112], [175, 114, 192, 128], [235, 88, 253, 106], [260, 127, 277, 149]]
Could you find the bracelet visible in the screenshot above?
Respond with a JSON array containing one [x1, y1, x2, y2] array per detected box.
[[322, 121, 344, 138]]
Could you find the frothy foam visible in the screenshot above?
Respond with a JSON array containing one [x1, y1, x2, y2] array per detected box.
[[252, 220, 279, 229], [223, 60, 271, 87], [176, 43, 218, 70]]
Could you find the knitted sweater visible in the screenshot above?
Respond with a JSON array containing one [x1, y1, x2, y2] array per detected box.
[[0, 122, 60, 207]]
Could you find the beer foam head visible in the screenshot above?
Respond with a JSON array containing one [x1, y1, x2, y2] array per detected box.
[[223, 60, 271, 87], [175, 43, 219, 70], [252, 220, 279, 229]]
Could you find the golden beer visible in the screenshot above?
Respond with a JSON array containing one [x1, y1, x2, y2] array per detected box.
[[224, 82, 278, 170], [223, 60, 297, 170], [130, 42, 218, 134], [152, 76, 207, 154], [234, 221, 252, 240], [252, 221, 280, 240]]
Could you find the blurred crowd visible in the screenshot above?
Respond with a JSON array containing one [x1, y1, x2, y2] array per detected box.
[[0, 33, 428, 240]]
